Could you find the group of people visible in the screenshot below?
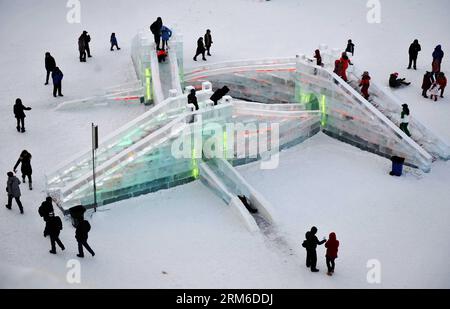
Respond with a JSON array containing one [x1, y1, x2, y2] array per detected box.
[[5, 150, 33, 214], [193, 30, 213, 61], [38, 197, 95, 257], [302, 227, 340, 276]]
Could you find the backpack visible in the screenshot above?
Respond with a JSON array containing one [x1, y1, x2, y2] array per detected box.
[[302, 240, 307, 248]]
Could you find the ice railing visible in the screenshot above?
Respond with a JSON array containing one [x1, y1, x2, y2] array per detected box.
[[185, 57, 297, 82], [57, 102, 234, 209], [46, 85, 215, 190], [295, 55, 433, 171]]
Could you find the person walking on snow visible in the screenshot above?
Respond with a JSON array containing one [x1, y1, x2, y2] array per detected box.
[[48, 212, 65, 254], [76, 219, 95, 258], [110, 33, 121, 51], [359, 71, 371, 100], [421, 71, 435, 98], [52, 67, 64, 98], [161, 26, 172, 50], [204, 29, 213, 56], [325, 232, 340, 276], [78, 35, 87, 62], [408, 39, 421, 70], [13, 150, 33, 190], [302, 226, 326, 272], [432, 45, 444, 75], [5, 172, 24, 214], [39, 197, 54, 237], [193, 37, 207, 62], [45, 52, 56, 85], [345, 39, 355, 56], [150, 17, 163, 50], [436, 72, 447, 98], [13, 98, 31, 133], [400, 104, 411, 137], [389, 72, 411, 88]]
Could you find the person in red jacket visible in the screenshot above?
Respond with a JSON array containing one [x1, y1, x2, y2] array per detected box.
[[436, 72, 447, 98], [359, 71, 371, 100], [338, 53, 353, 82], [325, 232, 340, 276]]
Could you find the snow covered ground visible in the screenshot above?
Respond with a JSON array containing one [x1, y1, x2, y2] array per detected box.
[[0, 0, 449, 288]]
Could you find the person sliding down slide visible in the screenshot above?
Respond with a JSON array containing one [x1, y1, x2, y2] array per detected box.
[[389, 72, 411, 88]]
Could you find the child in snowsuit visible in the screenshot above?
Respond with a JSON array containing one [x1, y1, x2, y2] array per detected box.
[[13, 150, 32, 190], [157, 49, 168, 63], [389, 73, 411, 88], [429, 82, 440, 102], [325, 232, 340, 276], [161, 26, 172, 50], [337, 53, 352, 82], [110, 33, 120, 51], [359, 71, 371, 100]]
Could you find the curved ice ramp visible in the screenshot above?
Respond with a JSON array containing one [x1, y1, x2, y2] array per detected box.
[[199, 158, 277, 233]]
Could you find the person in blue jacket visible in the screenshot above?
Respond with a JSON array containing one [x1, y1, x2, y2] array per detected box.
[[110, 33, 121, 51], [52, 67, 64, 98], [161, 25, 172, 50]]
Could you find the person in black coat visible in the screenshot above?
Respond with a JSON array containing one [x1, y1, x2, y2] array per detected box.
[[408, 39, 422, 70], [345, 39, 355, 56], [45, 52, 56, 85], [188, 89, 199, 111], [39, 197, 54, 237], [76, 219, 95, 258], [47, 212, 65, 254], [210, 86, 230, 105], [13, 98, 31, 133], [82, 31, 92, 57], [150, 17, 163, 50], [302, 226, 326, 272], [204, 29, 213, 56], [13, 150, 33, 190], [52, 67, 64, 98], [193, 37, 207, 61]]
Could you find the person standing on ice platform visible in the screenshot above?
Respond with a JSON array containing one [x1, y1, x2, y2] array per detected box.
[[76, 219, 95, 258], [407, 39, 421, 70], [204, 29, 213, 56], [150, 17, 163, 50], [400, 104, 411, 137], [325, 232, 339, 276], [188, 89, 199, 111], [193, 37, 207, 61], [13, 98, 31, 133], [5, 172, 24, 214], [210, 86, 230, 105], [52, 67, 64, 98], [345, 39, 355, 56], [39, 197, 54, 237], [47, 212, 65, 255], [302, 226, 326, 272], [44, 52, 56, 85], [13, 150, 33, 190]]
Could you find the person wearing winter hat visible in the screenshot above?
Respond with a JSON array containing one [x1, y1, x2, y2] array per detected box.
[[389, 72, 411, 88], [325, 232, 340, 276]]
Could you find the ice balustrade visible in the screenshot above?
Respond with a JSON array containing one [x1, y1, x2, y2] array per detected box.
[[46, 86, 215, 191], [55, 101, 234, 210], [295, 55, 433, 172]]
